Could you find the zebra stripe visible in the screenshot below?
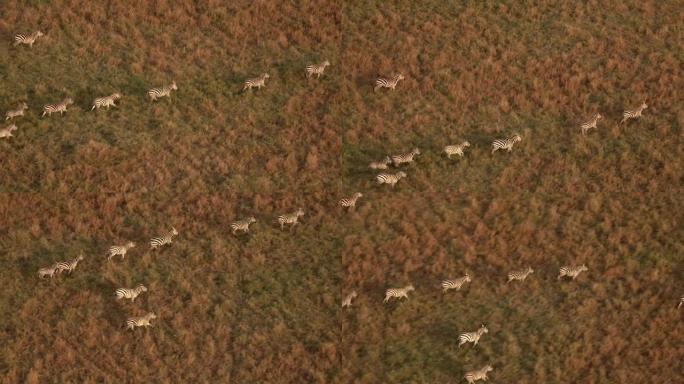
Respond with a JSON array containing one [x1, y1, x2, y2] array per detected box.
[[115, 285, 148, 302], [441, 274, 471, 293], [376, 171, 406, 188], [580, 113, 602, 135], [277, 209, 305, 230], [125, 312, 156, 331], [374, 74, 405, 92], [14, 31, 44, 47], [5, 102, 28, 120], [231, 217, 257, 235], [148, 82, 177, 101], [620, 102, 647, 125], [243, 73, 270, 91], [558, 264, 588, 280], [91, 93, 122, 110], [306, 60, 330, 79], [444, 141, 470, 159], [108, 242, 135, 261], [0, 124, 18, 139], [339, 193, 363, 210], [369, 156, 392, 170], [38, 263, 60, 279], [491, 134, 522, 153], [458, 324, 488, 348], [42, 98, 73, 117], [342, 291, 357, 308], [391, 148, 421, 166], [55, 254, 84, 274], [383, 285, 414, 303], [507, 267, 534, 284], [464, 365, 493, 384], [150, 228, 178, 250]]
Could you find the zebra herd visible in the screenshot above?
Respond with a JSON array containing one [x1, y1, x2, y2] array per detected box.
[[8, 30, 678, 382]]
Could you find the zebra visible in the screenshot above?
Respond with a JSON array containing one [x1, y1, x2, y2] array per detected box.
[[38, 263, 60, 279], [243, 73, 270, 91], [0, 124, 18, 139], [55, 254, 84, 274], [150, 227, 179, 250], [342, 291, 358, 308], [231, 217, 257, 235], [369, 156, 392, 170], [383, 285, 414, 303], [620, 102, 648, 125], [42, 98, 73, 117], [147, 82, 178, 101], [14, 31, 44, 47], [464, 365, 493, 384], [391, 148, 421, 166], [91, 93, 122, 110], [444, 141, 470, 159], [376, 171, 407, 188], [277, 209, 305, 230], [5, 102, 28, 120], [580, 113, 602, 135], [125, 312, 157, 331], [115, 285, 148, 302], [339, 193, 363, 211], [374, 74, 405, 92], [306, 60, 330, 79], [458, 324, 488, 348], [507, 267, 534, 284], [558, 264, 588, 280], [441, 274, 471, 293], [108, 241, 135, 261], [491, 134, 522, 153]]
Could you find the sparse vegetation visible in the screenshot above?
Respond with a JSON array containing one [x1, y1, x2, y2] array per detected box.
[[0, 1, 682, 383]]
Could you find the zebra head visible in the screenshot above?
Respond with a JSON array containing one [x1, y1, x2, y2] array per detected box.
[[383, 156, 392, 164], [171, 227, 179, 236], [296, 208, 305, 217], [462, 141, 471, 147], [36, 31, 45, 37], [580, 264, 588, 272], [397, 171, 407, 178], [512, 134, 522, 142], [595, 113, 603, 120], [248, 217, 257, 223], [112, 92, 122, 99], [527, 267, 534, 274], [323, 60, 331, 67], [412, 148, 421, 156], [262, 73, 270, 80], [406, 284, 415, 292], [126, 241, 136, 249], [171, 81, 178, 90], [354, 192, 363, 198], [76, 253, 84, 261], [480, 324, 488, 334], [138, 285, 148, 292], [65, 98, 74, 105], [8, 124, 18, 132], [396, 74, 405, 81], [350, 290, 357, 298], [463, 273, 472, 282], [484, 365, 493, 373], [147, 312, 157, 320], [20, 102, 28, 110], [641, 102, 648, 110]]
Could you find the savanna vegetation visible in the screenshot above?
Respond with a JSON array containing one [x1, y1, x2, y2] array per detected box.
[[0, 1, 682, 383]]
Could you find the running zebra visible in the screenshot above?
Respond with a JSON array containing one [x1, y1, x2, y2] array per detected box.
[[38, 263, 60, 279], [91, 93, 122, 110], [147, 82, 177, 101], [369, 156, 392, 170], [580, 113, 602, 135], [115, 285, 148, 302], [55, 254, 84, 274], [306, 60, 330, 79], [558, 264, 588, 280], [441, 274, 471, 293], [125, 312, 157, 331], [150, 227, 179, 250], [243, 73, 270, 91], [339, 192, 363, 211], [342, 291, 358, 308], [376, 171, 407, 188], [42, 98, 73, 117], [277, 209, 305, 230], [507, 267, 534, 284], [620, 102, 648, 125], [5, 102, 28, 120], [14, 31, 44, 47], [374, 74, 405, 92], [0, 124, 18, 139], [383, 285, 414, 303], [464, 365, 493, 384], [391, 148, 421, 166], [444, 141, 470, 159], [458, 324, 488, 348], [231, 217, 257, 235], [108, 241, 135, 261], [491, 134, 522, 153]]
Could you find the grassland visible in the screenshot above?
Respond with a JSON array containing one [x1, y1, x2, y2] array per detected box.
[[0, 1, 682, 383]]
